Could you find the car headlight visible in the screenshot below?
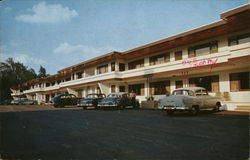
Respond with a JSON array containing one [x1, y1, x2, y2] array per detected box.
[[116, 99, 120, 104]]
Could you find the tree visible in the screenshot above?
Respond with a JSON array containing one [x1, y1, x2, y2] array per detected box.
[[0, 58, 38, 100], [38, 65, 47, 78]]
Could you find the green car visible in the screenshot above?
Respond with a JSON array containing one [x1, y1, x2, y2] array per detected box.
[[11, 98, 38, 105]]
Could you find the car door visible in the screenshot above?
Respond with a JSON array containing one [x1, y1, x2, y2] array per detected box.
[[195, 89, 205, 109], [203, 90, 216, 109]]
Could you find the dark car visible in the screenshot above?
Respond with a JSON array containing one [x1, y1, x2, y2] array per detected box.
[[11, 98, 38, 105], [0, 99, 13, 105], [77, 93, 106, 109], [51, 94, 79, 107], [98, 92, 140, 109]]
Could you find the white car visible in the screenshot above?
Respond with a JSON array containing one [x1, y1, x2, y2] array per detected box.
[[158, 87, 221, 115]]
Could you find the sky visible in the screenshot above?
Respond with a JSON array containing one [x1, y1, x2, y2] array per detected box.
[[0, 0, 248, 74]]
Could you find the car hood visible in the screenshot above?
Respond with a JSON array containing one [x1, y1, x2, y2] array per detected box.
[[99, 97, 117, 103], [79, 98, 93, 103], [158, 95, 187, 109]]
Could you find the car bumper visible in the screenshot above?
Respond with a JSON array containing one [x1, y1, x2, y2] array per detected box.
[[77, 103, 93, 107], [163, 106, 187, 110], [98, 104, 117, 107]]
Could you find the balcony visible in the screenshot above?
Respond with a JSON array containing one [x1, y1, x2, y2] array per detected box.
[[120, 51, 231, 79], [19, 43, 249, 93], [228, 42, 250, 59], [23, 88, 43, 94], [60, 72, 122, 88], [11, 92, 24, 96]]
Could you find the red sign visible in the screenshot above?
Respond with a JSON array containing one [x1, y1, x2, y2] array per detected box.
[[182, 58, 218, 67]]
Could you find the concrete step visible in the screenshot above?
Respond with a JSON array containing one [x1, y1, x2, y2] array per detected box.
[[235, 106, 250, 112]]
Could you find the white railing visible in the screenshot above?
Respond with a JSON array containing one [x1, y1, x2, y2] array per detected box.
[[60, 72, 122, 88]]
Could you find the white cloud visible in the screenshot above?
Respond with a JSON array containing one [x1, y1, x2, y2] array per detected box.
[[16, 2, 78, 24], [54, 43, 103, 55], [54, 42, 123, 56], [13, 54, 45, 65], [4, 7, 12, 12]]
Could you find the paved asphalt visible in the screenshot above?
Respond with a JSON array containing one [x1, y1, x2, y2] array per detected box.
[[0, 106, 249, 160]]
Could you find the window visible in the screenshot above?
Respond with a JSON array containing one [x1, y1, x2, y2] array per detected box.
[[119, 63, 125, 71], [111, 85, 116, 93], [173, 90, 194, 96], [175, 51, 182, 61], [97, 64, 108, 74], [188, 41, 218, 58], [129, 83, 144, 96], [195, 89, 208, 96], [111, 62, 116, 72], [150, 53, 170, 65], [65, 77, 71, 81], [46, 83, 50, 87], [77, 90, 83, 98], [175, 80, 183, 89], [228, 33, 250, 46], [76, 72, 83, 79], [189, 75, 219, 92], [128, 59, 144, 70], [150, 81, 170, 95], [230, 72, 250, 91], [119, 86, 125, 92], [57, 80, 61, 84]]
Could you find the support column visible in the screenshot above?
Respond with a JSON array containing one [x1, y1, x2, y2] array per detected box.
[[219, 72, 230, 92], [170, 79, 176, 93]]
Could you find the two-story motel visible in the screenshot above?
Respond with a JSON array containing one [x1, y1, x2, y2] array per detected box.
[[11, 4, 250, 110]]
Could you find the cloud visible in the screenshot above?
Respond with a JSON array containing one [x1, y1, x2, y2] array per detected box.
[[4, 7, 12, 12], [13, 54, 45, 65], [54, 42, 123, 55], [53, 43, 104, 55], [16, 2, 78, 24]]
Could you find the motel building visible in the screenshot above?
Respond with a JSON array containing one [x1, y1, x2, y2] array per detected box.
[[11, 4, 250, 111]]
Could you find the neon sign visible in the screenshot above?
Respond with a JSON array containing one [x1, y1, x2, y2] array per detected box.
[[182, 58, 218, 67]]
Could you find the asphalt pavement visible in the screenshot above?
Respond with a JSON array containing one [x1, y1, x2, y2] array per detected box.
[[0, 106, 249, 160]]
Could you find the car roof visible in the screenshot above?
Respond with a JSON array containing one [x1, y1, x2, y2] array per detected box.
[[87, 93, 104, 95], [108, 92, 127, 95], [174, 87, 206, 92]]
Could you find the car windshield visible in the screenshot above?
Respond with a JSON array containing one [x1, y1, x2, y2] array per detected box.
[[195, 89, 208, 96], [99, 94, 105, 98], [107, 94, 121, 98], [172, 90, 194, 96], [86, 94, 98, 98]]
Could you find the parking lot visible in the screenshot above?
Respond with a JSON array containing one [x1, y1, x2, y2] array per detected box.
[[0, 105, 249, 160]]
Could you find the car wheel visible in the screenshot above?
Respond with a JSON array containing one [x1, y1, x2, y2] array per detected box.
[[166, 110, 174, 115], [189, 106, 199, 116], [119, 105, 125, 110], [214, 102, 221, 112]]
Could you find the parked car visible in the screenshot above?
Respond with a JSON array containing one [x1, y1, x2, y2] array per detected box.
[[51, 94, 79, 107], [98, 92, 139, 109], [11, 98, 38, 105], [77, 93, 106, 109], [158, 87, 221, 115], [0, 99, 13, 105]]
